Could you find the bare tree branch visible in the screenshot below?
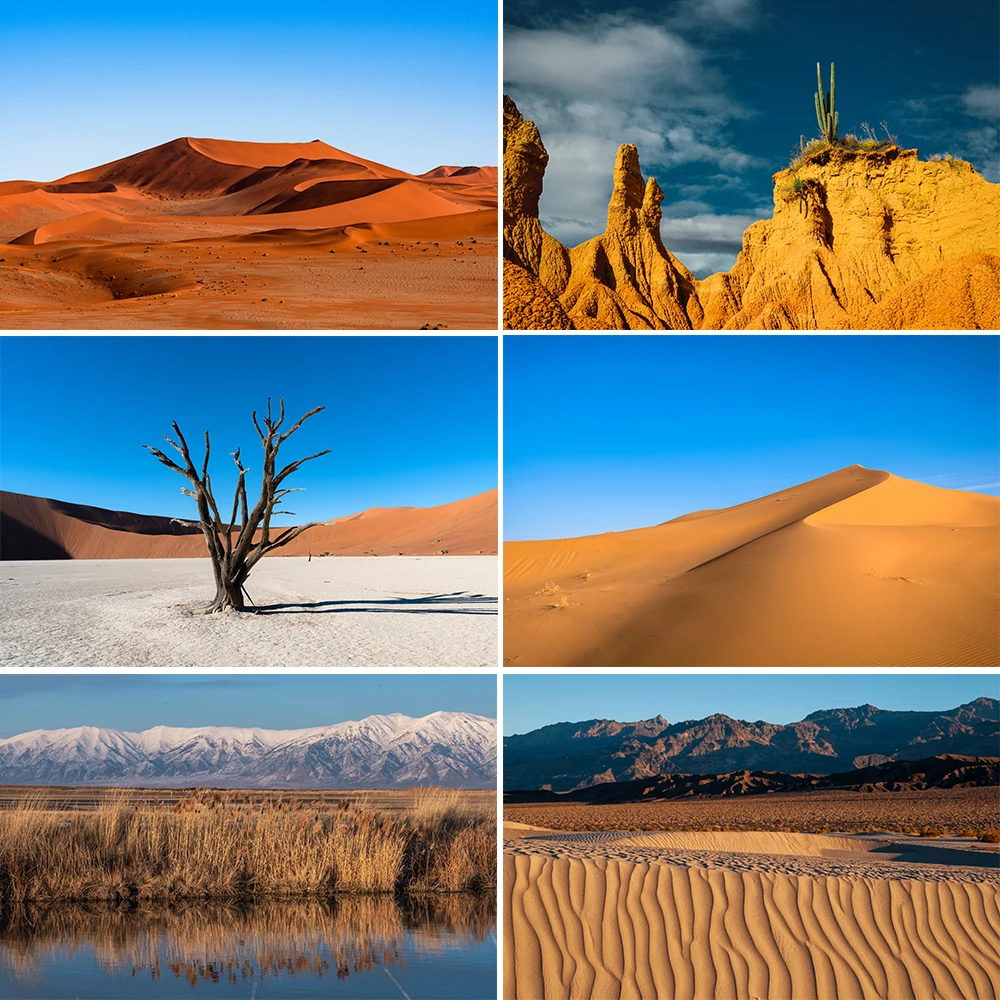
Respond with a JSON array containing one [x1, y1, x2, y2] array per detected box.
[[145, 401, 330, 613]]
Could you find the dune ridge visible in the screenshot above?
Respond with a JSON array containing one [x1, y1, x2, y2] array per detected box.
[[505, 835, 1000, 1000], [503, 466, 1000, 667], [0, 488, 497, 560]]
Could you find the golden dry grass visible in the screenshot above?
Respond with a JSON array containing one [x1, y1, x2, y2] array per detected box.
[[0, 787, 495, 905], [505, 787, 999, 837]]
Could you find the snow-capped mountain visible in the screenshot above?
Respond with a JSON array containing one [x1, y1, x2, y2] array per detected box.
[[0, 712, 497, 789]]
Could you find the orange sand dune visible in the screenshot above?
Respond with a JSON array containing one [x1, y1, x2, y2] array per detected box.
[[0, 137, 497, 328], [504, 466, 1000, 667], [1, 489, 497, 560]]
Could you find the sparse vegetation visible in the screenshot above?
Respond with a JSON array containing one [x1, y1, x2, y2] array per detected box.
[[788, 64, 899, 169], [0, 788, 495, 906], [506, 787, 999, 837]]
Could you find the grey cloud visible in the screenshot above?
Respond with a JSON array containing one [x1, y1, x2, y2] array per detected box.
[[962, 85, 1000, 120], [505, 14, 763, 249]]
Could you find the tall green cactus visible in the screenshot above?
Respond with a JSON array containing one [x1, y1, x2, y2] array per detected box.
[[815, 62, 838, 144]]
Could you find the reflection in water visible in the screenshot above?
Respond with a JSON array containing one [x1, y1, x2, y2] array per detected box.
[[0, 895, 496, 997]]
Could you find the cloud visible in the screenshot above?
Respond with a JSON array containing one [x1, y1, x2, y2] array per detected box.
[[663, 211, 769, 253], [671, 250, 742, 279], [961, 85, 1000, 120], [895, 85, 999, 182], [504, 13, 763, 249]]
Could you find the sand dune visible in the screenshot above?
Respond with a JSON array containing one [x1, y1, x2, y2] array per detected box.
[[505, 832, 1000, 1000], [1, 488, 497, 560], [504, 466, 1000, 667], [0, 137, 497, 328]]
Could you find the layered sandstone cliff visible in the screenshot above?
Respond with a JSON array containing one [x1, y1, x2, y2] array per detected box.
[[503, 96, 1000, 330]]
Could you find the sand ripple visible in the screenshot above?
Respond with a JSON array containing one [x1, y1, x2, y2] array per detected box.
[[505, 834, 1000, 999]]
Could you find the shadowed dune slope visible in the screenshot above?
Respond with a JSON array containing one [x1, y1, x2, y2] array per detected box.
[[504, 466, 1000, 667], [504, 836, 1000, 1000], [0, 488, 497, 560]]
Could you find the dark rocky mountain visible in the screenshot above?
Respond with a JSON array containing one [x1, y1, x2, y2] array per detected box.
[[504, 754, 999, 803], [504, 698, 998, 792]]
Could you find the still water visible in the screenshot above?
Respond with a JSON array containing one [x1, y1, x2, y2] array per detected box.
[[0, 895, 496, 999]]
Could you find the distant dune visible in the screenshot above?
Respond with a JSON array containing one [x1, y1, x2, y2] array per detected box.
[[0, 137, 497, 328], [1, 488, 497, 560], [504, 466, 1000, 667]]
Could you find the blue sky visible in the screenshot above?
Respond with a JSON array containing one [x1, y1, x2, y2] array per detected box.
[[0, 674, 496, 737], [505, 0, 1000, 276], [0, 336, 497, 521], [504, 674, 999, 735], [0, 3, 497, 180], [504, 335, 999, 540]]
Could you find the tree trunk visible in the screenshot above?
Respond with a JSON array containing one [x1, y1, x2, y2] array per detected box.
[[208, 575, 246, 613]]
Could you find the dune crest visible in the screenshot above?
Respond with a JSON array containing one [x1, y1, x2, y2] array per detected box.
[[502, 96, 1000, 330], [504, 467, 1000, 666]]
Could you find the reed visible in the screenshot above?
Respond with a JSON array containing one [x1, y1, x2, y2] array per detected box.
[[0, 789, 496, 905]]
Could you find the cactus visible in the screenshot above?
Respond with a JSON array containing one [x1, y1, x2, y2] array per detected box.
[[815, 62, 839, 144], [793, 176, 808, 217]]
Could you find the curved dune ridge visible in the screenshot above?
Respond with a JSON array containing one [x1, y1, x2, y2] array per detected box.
[[0, 488, 497, 560], [504, 466, 1000, 667], [505, 833, 1000, 1000]]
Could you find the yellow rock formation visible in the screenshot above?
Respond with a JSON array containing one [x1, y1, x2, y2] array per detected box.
[[502, 97, 1000, 330]]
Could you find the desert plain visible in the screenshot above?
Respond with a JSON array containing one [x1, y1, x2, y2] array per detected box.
[[0, 137, 497, 328], [504, 466, 1000, 667], [1, 488, 498, 667]]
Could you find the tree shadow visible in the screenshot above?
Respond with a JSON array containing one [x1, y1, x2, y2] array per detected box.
[[254, 591, 498, 616]]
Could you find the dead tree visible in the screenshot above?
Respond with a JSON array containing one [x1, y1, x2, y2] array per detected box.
[[144, 398, 331, 613]]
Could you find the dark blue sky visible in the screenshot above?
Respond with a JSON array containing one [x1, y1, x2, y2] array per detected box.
[[0, 674, 496, 738], [504, 674, 999, 735], [504, 335, 999, 539], [1, 2, 497, 180], [1, 336, 497, 520], [505, 0, 999, 275]]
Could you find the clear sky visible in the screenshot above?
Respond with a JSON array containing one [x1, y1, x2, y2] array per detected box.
[[505, 0, 999, 276], [0, 3, 498, 181], [0, 336, 497, 521], [504, 673, 999, 735], [504, 334, 999, 540], [0, 674, 496, 738]]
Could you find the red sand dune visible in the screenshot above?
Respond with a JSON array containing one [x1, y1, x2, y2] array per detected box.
[[0, 137, 497, 328], [0, 489, 497, 560]]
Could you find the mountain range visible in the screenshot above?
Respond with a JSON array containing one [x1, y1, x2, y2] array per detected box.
[[504, 698, 998, 792], [0, 712, 497, 789]]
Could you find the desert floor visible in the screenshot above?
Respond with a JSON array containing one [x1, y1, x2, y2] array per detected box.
[[0, 236, 498, 329], [504, 466, 1000, 667], [505, 829, 1000, 1000], [0, 556, 497, 667], [504, 787, 1000, 837]]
